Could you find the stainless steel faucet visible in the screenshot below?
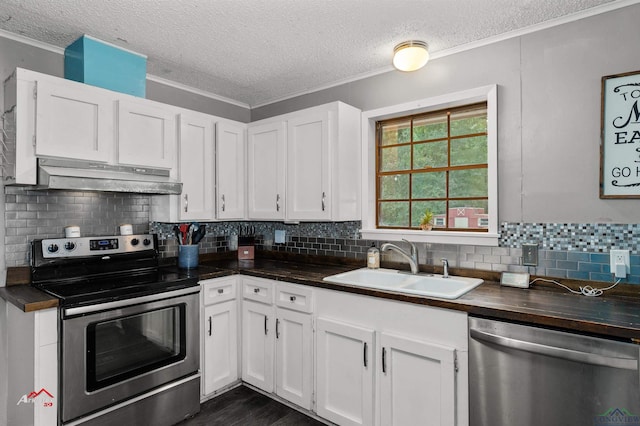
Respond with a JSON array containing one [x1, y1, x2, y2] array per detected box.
[[381, 239, 419, 274], [441, 258, 450, 278]]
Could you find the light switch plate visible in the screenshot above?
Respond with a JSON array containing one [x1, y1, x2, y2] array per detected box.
[[500, 272, 530, 288], [275, 230, 286, 244], [522, 244, 538, 266]]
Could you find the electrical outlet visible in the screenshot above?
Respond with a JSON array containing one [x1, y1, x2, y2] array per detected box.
[[610, 249, 630, 276], [522, 243, 538, 266]]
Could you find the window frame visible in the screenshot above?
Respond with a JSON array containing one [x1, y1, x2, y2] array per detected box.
[[360, 85, 499, 246], [376, 102, 489, 231]]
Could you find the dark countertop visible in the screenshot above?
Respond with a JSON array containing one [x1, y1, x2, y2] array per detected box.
[[3, 255, 640, 341]]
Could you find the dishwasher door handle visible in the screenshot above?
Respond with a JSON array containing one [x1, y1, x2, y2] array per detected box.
[[470, 328, 638, 371]]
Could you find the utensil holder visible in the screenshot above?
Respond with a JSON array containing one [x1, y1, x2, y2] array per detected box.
[[178, 245, 199, 269]]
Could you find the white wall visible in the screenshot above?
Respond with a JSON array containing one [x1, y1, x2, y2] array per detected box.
[[252, 3, 640, 224]]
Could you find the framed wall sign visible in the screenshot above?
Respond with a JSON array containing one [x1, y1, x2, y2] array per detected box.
[[601, 70, 640, 198]]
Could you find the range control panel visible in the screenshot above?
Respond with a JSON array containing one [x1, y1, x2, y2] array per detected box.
[[40, 234, 156, 258]]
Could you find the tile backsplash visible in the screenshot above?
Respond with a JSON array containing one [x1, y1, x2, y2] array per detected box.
[[3, 185, 638, 285], [152, 221, 640, 284], [3, 186, 149, 266]]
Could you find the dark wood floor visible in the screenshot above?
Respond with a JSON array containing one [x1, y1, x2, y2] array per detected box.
[[176, 385, 326, 426]]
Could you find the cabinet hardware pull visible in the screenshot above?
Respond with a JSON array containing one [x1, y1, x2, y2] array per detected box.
[[382, 347, 387, 373], [321, 192, 326, 211], [254, 288, 260, 293], [276, 318, 280, 339], [364, 342, 368, 368], [184, 194, 188, 213], [221, 194, 225, 212], [264, 316, 268, 335], [276, 194, 280, 212], [208, 316, 212, 336], [217, 288, 224, 294], [289, 296, 296, 302]]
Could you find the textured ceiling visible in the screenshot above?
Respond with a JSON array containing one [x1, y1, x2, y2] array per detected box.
[[0, 0, 621, 107]]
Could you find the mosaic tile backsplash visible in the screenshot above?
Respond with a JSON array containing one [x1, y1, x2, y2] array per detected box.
[[2, 185, 639, 286], [151, 221, 640, 285]]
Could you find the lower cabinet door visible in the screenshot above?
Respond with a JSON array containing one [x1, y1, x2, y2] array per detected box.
[[203, 300, 238, 395], [275, 308, 313, 410], [316, 317, 375, 426], [242, 300, 275, 392], [379, 332, 457, 426]]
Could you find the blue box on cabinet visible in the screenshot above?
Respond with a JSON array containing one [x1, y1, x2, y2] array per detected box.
[[64, 34, 147, 97]]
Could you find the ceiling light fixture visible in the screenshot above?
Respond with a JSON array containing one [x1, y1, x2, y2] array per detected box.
[[392, 40, 429, 72]]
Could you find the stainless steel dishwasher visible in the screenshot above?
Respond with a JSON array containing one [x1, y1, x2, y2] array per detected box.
[[469, 317, 640, 426]]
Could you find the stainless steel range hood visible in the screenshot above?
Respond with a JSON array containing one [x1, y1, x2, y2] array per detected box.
[[37, 158, 183, 194]]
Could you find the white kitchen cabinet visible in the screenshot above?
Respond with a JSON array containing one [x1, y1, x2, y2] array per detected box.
[[3, 68, 115, 184], [286, 102, 361, 221], [316, 318, 375, 426], [274, 282, 314, 410], [3, 68, 183, 187], [241, 277, 314, 409], [177, 111, 215, 221], [247, 121, 286, 220], [34, 77, 114, 163], [379, 332, 456, 426], [116, 97, 177, 169], [200, 277, 239, 399], [315, 288, 468, 426], [245, 101, 361, 222], [1, 301, 58, 426], [242, 299, 275, 392], [287, 109, 330, 221], [216, 121, 246, 220]]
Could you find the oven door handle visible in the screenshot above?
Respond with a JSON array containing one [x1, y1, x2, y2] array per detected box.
[[63, 286, 200, 318]]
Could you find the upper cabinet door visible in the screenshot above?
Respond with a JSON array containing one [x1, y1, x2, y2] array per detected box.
[[117, 98, 176, 169], [35, 79, 113, 163], [247, 121, 286, 220], [286, 109, 331, 221], [178, 112, 215, 221], [216, 121, 246, 220]]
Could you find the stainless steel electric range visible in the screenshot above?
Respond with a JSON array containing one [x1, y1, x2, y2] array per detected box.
[[31, 234, 200, 426]]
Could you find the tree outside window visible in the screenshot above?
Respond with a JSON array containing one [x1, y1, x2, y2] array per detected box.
[[376, 103, 488, 231]]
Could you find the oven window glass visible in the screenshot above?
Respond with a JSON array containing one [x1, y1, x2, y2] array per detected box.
[[86, 304, 186, 391]]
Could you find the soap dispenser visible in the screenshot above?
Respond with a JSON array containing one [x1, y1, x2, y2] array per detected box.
[[367, 243, 380, 269]]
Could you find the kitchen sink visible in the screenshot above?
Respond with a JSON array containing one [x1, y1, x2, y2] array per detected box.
[[323, 268, 483, 299]]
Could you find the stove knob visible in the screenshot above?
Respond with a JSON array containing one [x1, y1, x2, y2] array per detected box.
[[143, 238, 151, 246], [47, 244, 59, 253], [131, 238, 139, 246], [64, 242, 76, 251]]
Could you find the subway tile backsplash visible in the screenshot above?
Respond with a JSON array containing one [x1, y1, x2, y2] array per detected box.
[[3, 186, 639, 285], [4, 186, 150, 267]]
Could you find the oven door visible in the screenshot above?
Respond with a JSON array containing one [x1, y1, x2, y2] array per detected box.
[[61, 287, 199, 424]]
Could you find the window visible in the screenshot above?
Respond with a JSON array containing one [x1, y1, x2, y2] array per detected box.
[[376, 103, 488, 231], [360, 85, 498, 246]]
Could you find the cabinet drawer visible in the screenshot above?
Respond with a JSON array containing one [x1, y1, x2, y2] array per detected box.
[[201, 277, 237, 305], [242, 277, 274, 304], [275, 282, 313, 313]]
